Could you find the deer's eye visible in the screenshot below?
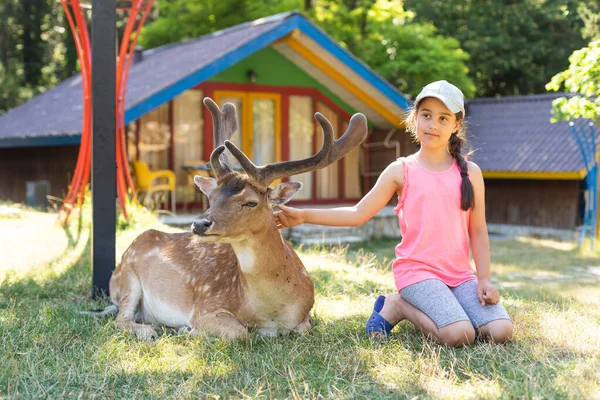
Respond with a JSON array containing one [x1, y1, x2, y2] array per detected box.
[[243, 201, 258, 208]]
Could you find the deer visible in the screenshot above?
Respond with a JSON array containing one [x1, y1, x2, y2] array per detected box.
[[87, 98, 368, 340]]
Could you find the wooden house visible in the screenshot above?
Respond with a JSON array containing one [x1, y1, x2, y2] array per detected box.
[[0, 12, 411, 208]]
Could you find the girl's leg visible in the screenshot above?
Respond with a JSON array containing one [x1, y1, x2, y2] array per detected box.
[[379, 293, 475, 347], [451, 280, 513, 343]]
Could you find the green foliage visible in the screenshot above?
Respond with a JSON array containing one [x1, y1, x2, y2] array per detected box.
[[578, 2, 600, 41], [3, 0, 591, 116], [138, 0, 475, 97], [404, 0, 591, 97], [0, 1, 143, 115], [546, 40, 600, 122], [0, 0, 78, 115], [309, 0, 474, 96], [137, 0, 303, 49]]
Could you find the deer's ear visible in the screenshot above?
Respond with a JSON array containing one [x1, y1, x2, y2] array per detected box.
[[194, 176, 218, 196], [268, 182, 302, 205]]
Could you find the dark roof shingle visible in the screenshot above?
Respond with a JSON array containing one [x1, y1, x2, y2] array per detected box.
[[0, 12, 292, 141], [466, 93, 597, 174]]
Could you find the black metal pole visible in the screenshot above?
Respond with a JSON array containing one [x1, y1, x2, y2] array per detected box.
[[91, 0, 116, 298]]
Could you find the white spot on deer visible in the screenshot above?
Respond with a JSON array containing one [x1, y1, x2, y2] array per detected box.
[[185, 274, 194, 286], [202, 284, 211, 293], [139, 290, 190, 327], [147, 248, 160, 257], [257, 326, 279, 337], [188, 304, 195, 322]]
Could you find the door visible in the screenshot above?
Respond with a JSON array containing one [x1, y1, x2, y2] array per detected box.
[[214, 91, 281, 166]]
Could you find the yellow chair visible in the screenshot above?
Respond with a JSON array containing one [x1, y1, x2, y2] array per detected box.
[[132, 160, 176, 214]]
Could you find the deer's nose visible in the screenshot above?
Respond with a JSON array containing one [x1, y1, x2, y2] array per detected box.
[[192, 219, 213, 234]]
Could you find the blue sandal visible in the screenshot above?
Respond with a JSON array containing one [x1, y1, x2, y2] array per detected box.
[[365, 295, 394, 336]]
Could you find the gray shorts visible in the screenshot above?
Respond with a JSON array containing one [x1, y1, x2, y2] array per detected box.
[[400, 279, 511, 329]]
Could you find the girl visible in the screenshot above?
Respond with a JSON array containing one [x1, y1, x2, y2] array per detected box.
[[275, 80, 513, 346]]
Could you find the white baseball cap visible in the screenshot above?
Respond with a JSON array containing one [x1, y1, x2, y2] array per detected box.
[[414, 80, 465, 116]]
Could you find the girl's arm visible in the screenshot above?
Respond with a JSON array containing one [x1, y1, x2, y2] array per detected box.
[[468, 162, 500, 305], [275, 160, 404, 228]]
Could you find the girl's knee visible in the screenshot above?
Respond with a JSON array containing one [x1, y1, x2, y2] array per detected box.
[[479, 319, 513, 343], [437, 321, 475, 347]]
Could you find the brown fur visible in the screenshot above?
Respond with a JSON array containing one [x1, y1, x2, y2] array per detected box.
[[108, 174, 314, 341], [106, 98, 366, 340]]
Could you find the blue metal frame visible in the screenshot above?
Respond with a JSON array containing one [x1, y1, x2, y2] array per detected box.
[[569, 121, 598, 250]]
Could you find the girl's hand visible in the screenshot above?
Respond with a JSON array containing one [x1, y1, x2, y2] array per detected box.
[[274, 204, 304, 229], [477, 280, 500, 306]]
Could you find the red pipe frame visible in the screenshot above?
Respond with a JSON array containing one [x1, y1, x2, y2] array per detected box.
[[59, 0, 154, 224]]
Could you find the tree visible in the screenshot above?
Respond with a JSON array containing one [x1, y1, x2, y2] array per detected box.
[[0, 1, 141, 115], [138, 0, 475, 97], [578, 2, 600, 41], [546, 4, 600, 122], [137, 0, 303, 50], [404, 0, 590, 97], [546, 41, 600, 122], [312, 0, 474, 96], [0, 0, 80, 114]]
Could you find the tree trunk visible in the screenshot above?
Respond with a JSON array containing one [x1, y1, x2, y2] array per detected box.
[[21, 0, 46, 86]]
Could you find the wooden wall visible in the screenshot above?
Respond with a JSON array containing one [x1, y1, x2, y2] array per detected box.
[[484, 179, 581, 229], [0, 145, 79, 205], [362, 134, 582, 229], [364, 128, 417, 192], [0, 142, 582, 229]]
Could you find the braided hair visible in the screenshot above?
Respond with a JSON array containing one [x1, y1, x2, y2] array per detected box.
[[405, 108, 474, 211]]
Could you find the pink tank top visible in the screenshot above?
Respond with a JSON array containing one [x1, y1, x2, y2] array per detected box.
[[392, 154, 476, 291]]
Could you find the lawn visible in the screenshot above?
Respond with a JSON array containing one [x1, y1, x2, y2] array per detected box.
[[1, 205, 599, 399]]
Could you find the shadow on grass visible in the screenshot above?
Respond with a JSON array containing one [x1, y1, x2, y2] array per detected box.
[[62, 210, 86, 249], [2, 225, 598, 398], [85, 318, 439, 399], [331, 237, 600, 308], [332, 310, 593, 398], [310, 268, 385, 297]]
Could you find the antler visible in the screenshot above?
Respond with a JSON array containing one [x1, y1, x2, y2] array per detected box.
[[224, 112, 368, 188], [203, 97, 238, 174]]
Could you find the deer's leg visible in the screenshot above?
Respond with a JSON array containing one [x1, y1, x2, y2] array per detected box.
[[190, 310, 248, 341], [114, 271, 158, 340], [293, 315, 311, 335]]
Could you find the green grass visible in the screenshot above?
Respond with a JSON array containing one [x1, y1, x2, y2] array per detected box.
[[1, 207, 599, 399]]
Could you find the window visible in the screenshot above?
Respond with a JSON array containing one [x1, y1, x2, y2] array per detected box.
[[173, 90, 203, 202], [289, 96, 314, 200], [138, 103, 170, 171]]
